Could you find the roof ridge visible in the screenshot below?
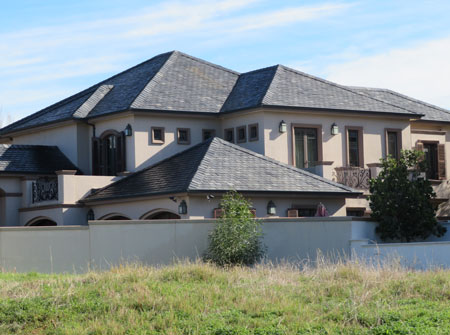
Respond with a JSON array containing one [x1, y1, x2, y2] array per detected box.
[[86, 137, 215, 199], [275, 65, 420, 115], [209, 137, 355, 193], [130, 52, 176, 109], [260, 65, 281, 105], [355, 86, 450, 115], [174, 51, 240, 76]]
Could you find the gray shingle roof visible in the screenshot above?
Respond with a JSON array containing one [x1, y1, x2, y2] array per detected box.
[[5, 50, 448, 136], [0, 145, 79, 175], [83, 137, 358, 203], [349, 87, 450, 123]]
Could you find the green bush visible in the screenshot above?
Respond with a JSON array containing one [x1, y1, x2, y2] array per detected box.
[[369, 150, 447, 242], [204, 191, 265, 266]]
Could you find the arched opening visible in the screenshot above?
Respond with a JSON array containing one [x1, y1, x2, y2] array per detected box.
[[98, 213, 131, 220], [140, 209, 180, 220], [26, 217, 57, 226], [92, 130, 126, 176]]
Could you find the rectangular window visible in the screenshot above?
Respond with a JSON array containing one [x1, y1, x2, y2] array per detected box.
[[423, 142, 438, 180], [385, 129, 401, 159], [151, 127, 165, 144], [237, 125, 246, 143], [294, 127, 318, 168], [346, 208, 366, 217], [224, 128, 234, 143], [346, 127, 364, 167], [248, 123, 259, 141], [177, 128, 190, 145], [202, 129, 216, 141]]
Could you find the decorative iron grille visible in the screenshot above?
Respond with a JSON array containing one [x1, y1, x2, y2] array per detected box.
[[32, 177, 58, 203], [335, 167, 370, 189]]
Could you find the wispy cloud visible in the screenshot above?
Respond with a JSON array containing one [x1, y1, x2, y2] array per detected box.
[[0, 0, 352, 122], [324, 36, 450, 109]]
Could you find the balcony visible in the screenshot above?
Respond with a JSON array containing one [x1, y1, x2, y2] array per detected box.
[[335, 167, 371, 190]]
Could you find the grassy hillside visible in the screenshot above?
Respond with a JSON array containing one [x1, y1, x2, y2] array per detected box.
[[0, 261, 449, 334]]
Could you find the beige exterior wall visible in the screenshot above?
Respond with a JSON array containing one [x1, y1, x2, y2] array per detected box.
[[88, 193, 347, 220], [262, 109, 411, 180], [133, 114, 220, 170], [219, 110, 265, 154]]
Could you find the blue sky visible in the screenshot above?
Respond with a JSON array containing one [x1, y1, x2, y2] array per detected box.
[[2, 0, 450, 125]]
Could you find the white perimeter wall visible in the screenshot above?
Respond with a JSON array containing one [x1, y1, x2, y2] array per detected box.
[[0, 219, 449, 273]]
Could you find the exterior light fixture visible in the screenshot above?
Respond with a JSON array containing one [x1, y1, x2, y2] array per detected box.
[[87, 209, 95, 221], [124, 124, 132, 136], [267, 200, 276, 215], [178, 200, 187, 215], [279, 120, 287, 133], [331, 123, 339, 135]]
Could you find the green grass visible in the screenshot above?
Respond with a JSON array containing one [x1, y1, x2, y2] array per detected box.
[[0, 261, 449, 334]]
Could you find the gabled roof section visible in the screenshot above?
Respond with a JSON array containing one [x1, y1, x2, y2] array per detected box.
[[83, 137, 358, 203], [0, 145, 79, 175], [349, 86, 450, 123]]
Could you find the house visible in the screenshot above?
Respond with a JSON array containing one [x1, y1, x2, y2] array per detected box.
[[0, 50, 449, 226]]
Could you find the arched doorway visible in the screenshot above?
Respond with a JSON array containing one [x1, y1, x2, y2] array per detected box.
[[26, 217, 57, 226], [98, 213, 131, 220], [140, 210, 180, 220]]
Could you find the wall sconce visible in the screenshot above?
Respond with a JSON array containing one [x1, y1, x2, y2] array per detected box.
[[87, 209, 95, 221], [178, 200, 187, 215], [267, 200, 276, 215], [331, 123, 339, 135], [124, 124, 132, 136], [279, 120, 287, 133]]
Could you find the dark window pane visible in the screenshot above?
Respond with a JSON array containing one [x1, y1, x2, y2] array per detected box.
[[178, 130, 188, 142], [153, 129, 162, 141], [225, 130, 233, 142], [348, 130, 359, 167], [238, 128, 245, 140], [295, 127, 318, 169], [387, 132, 398, 159], [250, 125, 258, 139], [424, 143, 438, 179], [298, 208, 316, 217]]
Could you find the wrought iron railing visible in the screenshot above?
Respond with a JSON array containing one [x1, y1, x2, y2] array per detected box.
[[335, 167, 370, 189], [32, 177, 58, 203]]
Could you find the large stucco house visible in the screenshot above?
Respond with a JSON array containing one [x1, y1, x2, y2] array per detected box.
[[0, 50, 449, 226]]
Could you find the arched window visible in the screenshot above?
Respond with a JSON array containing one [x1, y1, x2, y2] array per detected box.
[[98, 213, 131, 220], [26, 217, 57, 226], [140, 210, 180, 220], [92, 130, 126, 176]]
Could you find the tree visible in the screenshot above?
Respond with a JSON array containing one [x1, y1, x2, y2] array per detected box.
[[204, 191, 265, 266], [369, 150, 447, 242]]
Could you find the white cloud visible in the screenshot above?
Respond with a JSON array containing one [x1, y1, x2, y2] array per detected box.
[[324, 37, 450, 109]]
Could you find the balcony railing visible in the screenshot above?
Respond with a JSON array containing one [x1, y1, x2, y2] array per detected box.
[[335, 167, 371, 189], [32, 177, 58, 203]]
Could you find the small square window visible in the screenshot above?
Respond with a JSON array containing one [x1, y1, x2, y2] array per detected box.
[[237, 126, 246, 143], [151, 127, 165, 144], [177, 128, 191, 145], [202, 129, 216, 141], [248, 123, 258, 141], [224, 128, 234, 143]]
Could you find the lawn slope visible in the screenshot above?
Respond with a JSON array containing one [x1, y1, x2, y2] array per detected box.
[[0, 262, 449, 334]]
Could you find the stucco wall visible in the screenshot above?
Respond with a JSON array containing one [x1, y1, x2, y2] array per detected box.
[[12, 123, 79, 169], [88, 194, 347, 220], [262, 110, 411, 180]]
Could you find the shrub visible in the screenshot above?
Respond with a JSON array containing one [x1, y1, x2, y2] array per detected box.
[[369, 150, 447, 242], [204, 191, 265, 266]]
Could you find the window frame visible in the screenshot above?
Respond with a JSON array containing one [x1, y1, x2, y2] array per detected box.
[[236, 125, 247, 143], [177, 128, 191, 145], [291, 123, 323, 168], [202, 129, 216, 141], [345, 126, 364, 168], [224, 128, 235, 143], [151, 127, 165, 144], [384, 128, 402, 159], [248, 123, 259, 142]]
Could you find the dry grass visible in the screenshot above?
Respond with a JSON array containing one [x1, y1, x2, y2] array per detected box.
[[0, 259, 449, 334]]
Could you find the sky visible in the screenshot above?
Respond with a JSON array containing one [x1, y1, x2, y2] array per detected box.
[[1, 0, 450, 125]]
